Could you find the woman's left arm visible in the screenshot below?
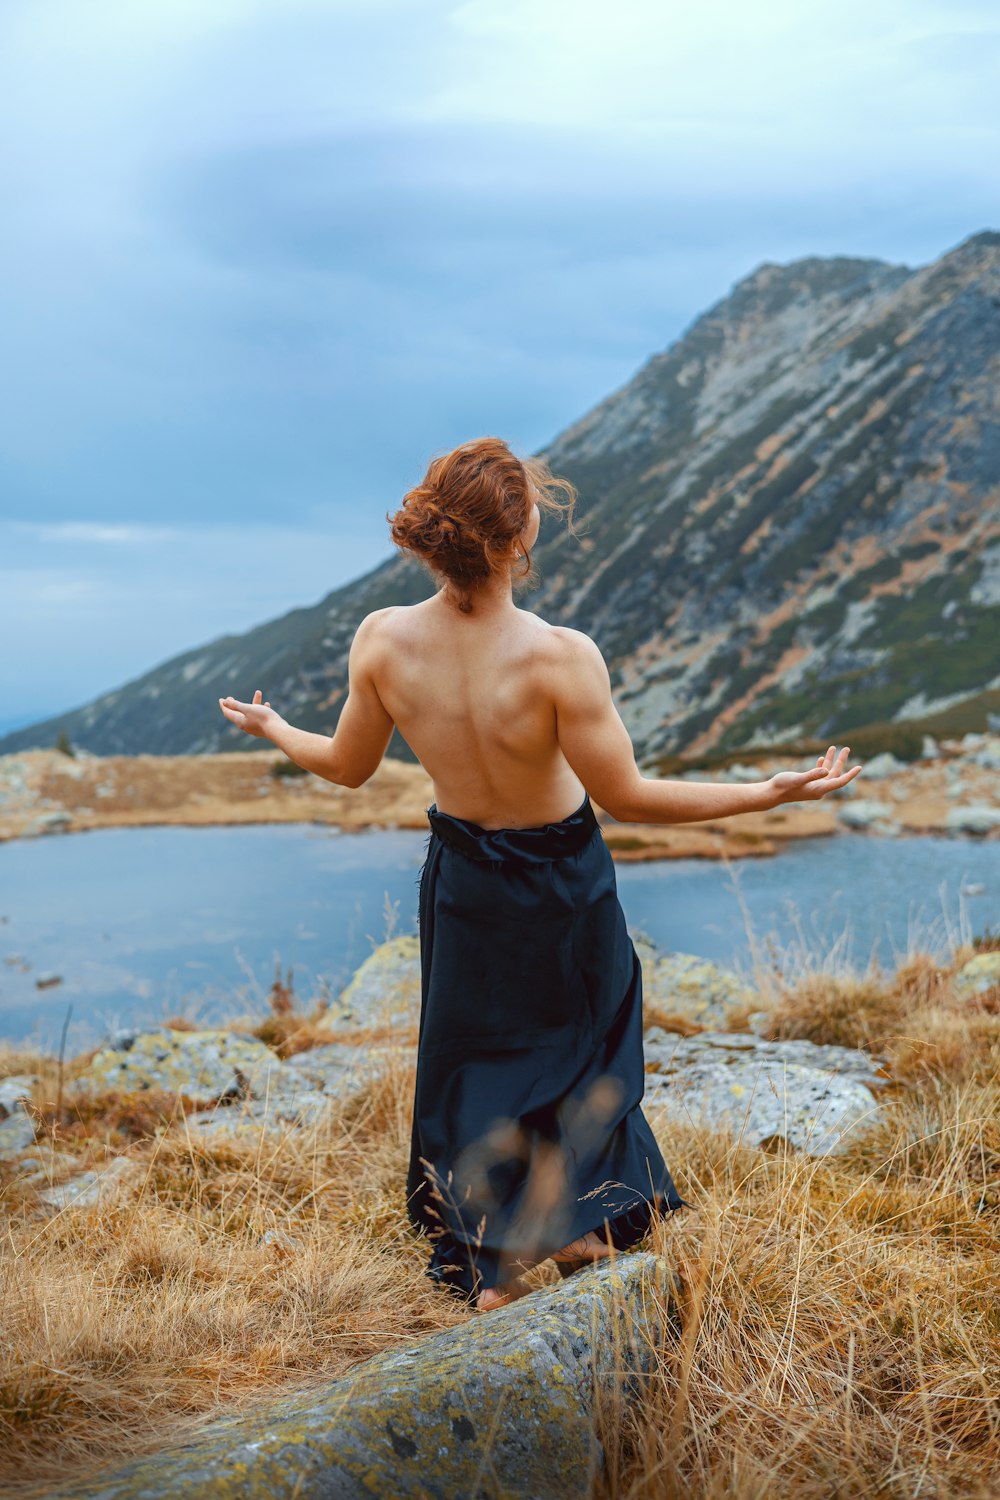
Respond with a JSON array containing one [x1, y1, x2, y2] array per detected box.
[[218, 611, 395, 787]]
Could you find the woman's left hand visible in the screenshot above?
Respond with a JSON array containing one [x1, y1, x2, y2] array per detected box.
[[218, 689, 279, 739]]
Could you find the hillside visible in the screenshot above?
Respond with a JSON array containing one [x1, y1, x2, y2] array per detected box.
[[4, 229, 999, 763]]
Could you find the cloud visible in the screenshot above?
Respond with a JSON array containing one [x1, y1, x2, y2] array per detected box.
[[0, 0, 997, 720], [0, 517, 392, 719]]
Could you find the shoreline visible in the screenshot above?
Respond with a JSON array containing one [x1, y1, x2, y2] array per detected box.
[[0, 740, 997, 861]]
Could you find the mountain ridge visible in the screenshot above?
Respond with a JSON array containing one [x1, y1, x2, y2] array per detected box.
[[4, 228, 998, 763]]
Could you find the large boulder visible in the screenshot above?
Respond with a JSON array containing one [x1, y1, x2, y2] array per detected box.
[[69, 1027, 296, 1102], [630, 932, 757, 1029], [67, 1027, 332, 1141], [316, 934, 421, 1031], [643, 1026, 889, 1155], [43, 1252, 683, 1500]]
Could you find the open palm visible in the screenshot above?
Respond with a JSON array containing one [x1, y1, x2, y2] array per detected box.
[[218, 689, 277, 739], [767, 745, 863, 806]]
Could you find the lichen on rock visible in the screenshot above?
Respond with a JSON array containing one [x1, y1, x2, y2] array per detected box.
[[41, 1252, 683, 1500]]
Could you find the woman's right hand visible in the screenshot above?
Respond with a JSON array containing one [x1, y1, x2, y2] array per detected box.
[[765, 745, 863, 806]]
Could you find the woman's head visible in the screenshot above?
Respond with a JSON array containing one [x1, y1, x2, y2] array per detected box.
[[386, 436, 579, 614]]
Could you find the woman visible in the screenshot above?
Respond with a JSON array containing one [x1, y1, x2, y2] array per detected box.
[[219, 436, 863, 1313]]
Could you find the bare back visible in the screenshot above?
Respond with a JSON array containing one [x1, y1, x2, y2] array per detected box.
[[370, 595, 587, 829]]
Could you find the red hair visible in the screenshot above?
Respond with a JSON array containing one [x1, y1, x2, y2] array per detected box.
[[386, 436, 579, 614]]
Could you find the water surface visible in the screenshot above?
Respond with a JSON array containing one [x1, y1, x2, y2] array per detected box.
[[0, 822, 995, 1052]]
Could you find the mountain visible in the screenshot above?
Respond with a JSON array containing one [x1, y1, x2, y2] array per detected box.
[[4, 229, 999, 765]]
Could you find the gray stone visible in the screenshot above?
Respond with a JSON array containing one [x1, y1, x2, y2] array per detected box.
[[13, 1148, 79, 1184], [257, 1228, 299, 1251], [316, 934, 421, 1032], [43, 1252, 683, 1500], [945, 804, 1000, 835], [953, 951, 1000, 999], [644, 1026, 891, 1090], [718, 761, 761, 781], [856, 751, 907, 780], [0, 1073, 38, 1113], [68, 1027, 296, 1103], [971, 737, 1000, 770], [630, 932, 757, 1028], [0, 1102, 36, 1157], [921, 734, 940, 759], [35, 810, 73, 830], [291, 1040, 414, 1094], [643, 1027, 886, 1155], [835, 799, 898, 831], [181, 1085, 333, 1140], [35, 1155, 142, 1213]]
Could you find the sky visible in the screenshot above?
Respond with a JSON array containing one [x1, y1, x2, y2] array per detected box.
[[1, 0, 998, 733]]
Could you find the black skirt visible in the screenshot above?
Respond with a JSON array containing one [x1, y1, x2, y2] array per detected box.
[[405, 791, 690, 1302]]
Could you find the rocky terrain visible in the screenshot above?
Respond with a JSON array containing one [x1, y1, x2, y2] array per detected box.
[[2, 926, 998, 1497], [2, 230, 998, 765], [1, 731, 997, 858], [3, 932, 997, 1203]]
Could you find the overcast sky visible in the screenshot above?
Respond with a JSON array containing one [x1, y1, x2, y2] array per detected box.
[[1, 0, 998, 732]]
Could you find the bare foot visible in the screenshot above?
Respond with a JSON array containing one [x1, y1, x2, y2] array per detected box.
[[475, 1276, 533, 1312], [551, 1228, 615, 1264]]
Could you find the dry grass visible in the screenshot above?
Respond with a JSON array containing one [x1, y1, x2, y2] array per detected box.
[[1, 917, 998, 1497]]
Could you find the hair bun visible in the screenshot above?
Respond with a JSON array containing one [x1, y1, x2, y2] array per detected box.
[[385, 435, 578, 614]]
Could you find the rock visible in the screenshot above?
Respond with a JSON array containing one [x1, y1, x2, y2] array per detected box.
[[42, 1253, 682, 1500], [35, 810, 73, 830], [921, 734, 940, 759], [643, 1027, 887, 1155], [971, 737, 1000, 771], [316, 935, 421, 1032], [945, 805, 1000, 835], [291, 1040, 414, 1094], [68, 1027, 303, 1104], [257, 1228, 299, 1252], [855, 751, 907, 780], [835, 800, 899, 832], [35, 1155, 141, 1213], [181, 1085, 333, 1141], [65, 1004, 419, 1143], [644, 1026, 891, 1089], [953, 951, 1000, 999], [0, 1074, 38, 1113], [630, 933, 757, 1028], [12, 1148, 80, 1184], [0, 1102, 37, 1157], [719, 762, 760, 781]]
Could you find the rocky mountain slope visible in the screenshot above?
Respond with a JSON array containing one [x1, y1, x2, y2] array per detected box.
[[5, 229, 998, 763]]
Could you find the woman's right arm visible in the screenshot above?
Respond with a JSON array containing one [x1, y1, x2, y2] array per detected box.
[[550, 628, 861, 824]]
